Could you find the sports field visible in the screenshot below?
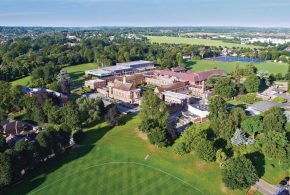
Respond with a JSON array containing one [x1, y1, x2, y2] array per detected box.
[[6, 115, 243, 195], [187, 60, 288, 74], [147, 36, 262, 49]]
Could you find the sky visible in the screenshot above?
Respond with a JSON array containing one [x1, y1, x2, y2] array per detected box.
[[1, 0, 290, 27]]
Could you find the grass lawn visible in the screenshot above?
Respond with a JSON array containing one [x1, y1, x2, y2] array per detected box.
[[11, 76, 31, 86], [147, 36, 262, 49], [11, 63, 98, 87], [7, 115, 244, 195], [187, 60, 288, 74], [63, 63, 98, 86]]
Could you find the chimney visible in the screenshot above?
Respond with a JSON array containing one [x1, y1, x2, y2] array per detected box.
[[201, 81, 205, 93]]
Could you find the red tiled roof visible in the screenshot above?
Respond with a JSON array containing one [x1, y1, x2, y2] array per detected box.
[[155, 69, 226, 83]]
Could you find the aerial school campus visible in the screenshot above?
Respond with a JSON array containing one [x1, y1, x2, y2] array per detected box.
[[1, 32, 289, 194], [0, 3, 290, 194]]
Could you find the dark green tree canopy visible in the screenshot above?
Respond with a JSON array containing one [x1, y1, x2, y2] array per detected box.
[[222, 156, 258, 189]]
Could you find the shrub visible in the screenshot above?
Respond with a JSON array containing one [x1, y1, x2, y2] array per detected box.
[[273, 96, 288, 103], [236, 93, 262, 104]]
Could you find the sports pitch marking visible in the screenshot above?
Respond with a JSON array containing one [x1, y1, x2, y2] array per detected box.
[[29, 161, 205, 194]]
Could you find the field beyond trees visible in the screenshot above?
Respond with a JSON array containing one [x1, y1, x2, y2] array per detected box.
[[187, 60, 288, 74], [147, 36, 262, 49]]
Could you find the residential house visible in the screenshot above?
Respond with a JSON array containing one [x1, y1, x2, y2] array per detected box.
[[22, 87, 69, 106], [1, 119, 26, 137]]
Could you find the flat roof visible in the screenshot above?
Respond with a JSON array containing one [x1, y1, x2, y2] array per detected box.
[[116, 60, 153, 66], [85, 79, 105, 83], [189, 104, 209, 111], [248, 101, 281, 112], [102, 65, 132, 71], [85, 69, 112, 77], [162, 91, 189, 99]]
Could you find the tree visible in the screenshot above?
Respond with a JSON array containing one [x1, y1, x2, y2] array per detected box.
[[173, 124, 208, 154], [243, 63, 257, 76], [195, 138, 216, 162], [105, 105, 120, 127], [213, 77, 236, 98], [241, 116, 263, 138], [245, 74, 260, 93], [231, 128, 254, 146], [176, 52, 184, 67], [0, 108, 7, 123], [205, 74, 223, 88], [0, 153, 13, 188], [260, 131, 288, 163], [222, 156, 258, 189], [62, 102, 81, 129], [0, 133, 7, 153], [0, 81, 12, 111], [233, 64, 241, 85], [148, 127, 168, 147], [139, 91, 169, 147], [76, 96, 102, 126], [230, 107, 247, 128], [14, 140, 35, 170], [57, 70, 71, 94], [262, 107, 286, 133], [216, 149, 227, 167]]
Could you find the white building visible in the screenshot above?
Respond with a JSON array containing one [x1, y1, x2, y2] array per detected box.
[[187, 104, 209, 118]]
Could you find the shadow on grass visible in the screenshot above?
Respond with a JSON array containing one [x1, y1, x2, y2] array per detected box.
[[5, 113, 137, 195], [245, 151, 265, 178], [185, 60, 196, 70]]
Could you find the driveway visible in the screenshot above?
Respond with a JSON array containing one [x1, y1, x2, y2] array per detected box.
[[254, 179, 279, 195]]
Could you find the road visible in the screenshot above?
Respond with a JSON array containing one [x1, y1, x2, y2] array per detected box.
[[254, 179, 279, 195]]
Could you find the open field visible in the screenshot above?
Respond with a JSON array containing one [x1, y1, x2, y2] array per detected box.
[[187, 60, 288, 74], [147, 36, 262, 49], [63, 63, 97, 86], [11, 76, 31, 86], [7, 115, 287, 195], [7, 115, 242, 195], [11, 63, 98, 87]]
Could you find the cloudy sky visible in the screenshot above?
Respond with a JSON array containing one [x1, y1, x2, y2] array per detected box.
[[1, 0, 290, 27]]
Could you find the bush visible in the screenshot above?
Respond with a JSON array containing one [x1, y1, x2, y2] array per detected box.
[[273, 96, 288, 103], [236, 93, 262, 104], [73, 130, 85, 144]]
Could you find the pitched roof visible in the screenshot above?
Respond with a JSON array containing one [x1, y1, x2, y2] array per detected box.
[[1, 119, 25, 136], [125, 74, 144, 81], [156, 82, 186, 93], [156, 69, 226, 83], [113, 82, 135, 91]]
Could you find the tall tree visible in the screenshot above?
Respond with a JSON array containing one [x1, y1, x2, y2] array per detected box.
[[241, 116, 263, 138], [222, 156, 258, 189], [245, 74, 260, 93], [139, 91, 169, 147], [57, 70, 71, 94], [213, 77, 236, 98]]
